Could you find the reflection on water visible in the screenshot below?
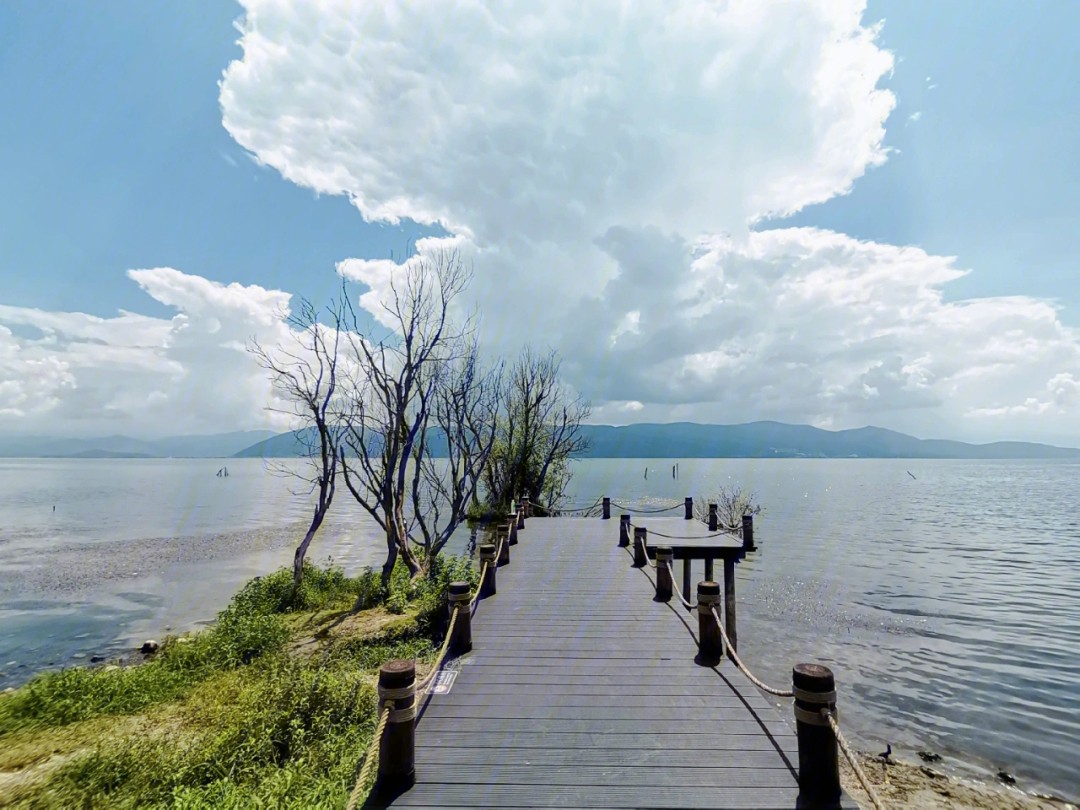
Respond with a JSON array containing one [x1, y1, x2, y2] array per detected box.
[[0, 457, 1077, 798]]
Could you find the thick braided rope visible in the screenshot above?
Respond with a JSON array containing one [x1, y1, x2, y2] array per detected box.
[[416, 604, 460, 697], [612, 501, 682, 514], [634, 525, 739, 541], [550, 497, 603, 515], [824, 709, 887, 810], [345, 700, 393, 810], [636, 530, 658, 569], [710, 607, 794, 697], [666, 560, 696, 610], [469, 562, 488, 610]]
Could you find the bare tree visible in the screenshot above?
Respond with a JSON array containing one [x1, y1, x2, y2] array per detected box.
[[693, 485, 763, 531], [336, 249, 488, 581], [482, 347, 591, 515], [249, 297, 343, 587], [411, 334, 502, 562]]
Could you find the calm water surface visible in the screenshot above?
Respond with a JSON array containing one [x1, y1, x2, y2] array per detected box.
[[0, 457, 1077, 798]]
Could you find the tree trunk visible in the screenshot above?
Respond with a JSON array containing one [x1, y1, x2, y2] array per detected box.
[[293, 508, 326, 587]]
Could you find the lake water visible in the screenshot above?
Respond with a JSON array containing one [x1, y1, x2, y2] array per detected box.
[[0, 457, 1077, 800]]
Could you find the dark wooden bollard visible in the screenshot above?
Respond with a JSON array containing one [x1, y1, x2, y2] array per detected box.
[[696, 581, 722, 664], [376, 659, 416, 794], [602, 497, 611, 519], [708, 502, 718, 531], [508, 516, 519, 545], [793, 663, 840, 809], [522, 495, 530, 518], [742, 514, 755, 551], [447, 581, 472, 654], [684, 496, 693, 519], [619, 514, 630, 547], [517, 506, 525, 530], [478, 544, 497, 597], [655, 547, 673, 601], [497, 526, 510, 566], [722, 558, 738, 653], [632, 526, 647, 568]]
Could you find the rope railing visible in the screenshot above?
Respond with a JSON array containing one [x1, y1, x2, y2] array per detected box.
[[612, 500, 682, 514], [547, 497, 604, 515], [415, 606, 460, 697], [666, 559, 696, 610], [344, 512, 505, 809], [702, 606, 886, 809], [630, 522, 738, 541], [345, 699, 393, 810], [825, 709, 886, 810], [710, 606, 792, 697], [469, 561, 488, 611]]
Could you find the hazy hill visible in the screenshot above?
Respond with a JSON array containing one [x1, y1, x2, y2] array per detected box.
[[233, 422, 1080, 460], [575, 422, 1080, 458], [0, 430, 278, 459]]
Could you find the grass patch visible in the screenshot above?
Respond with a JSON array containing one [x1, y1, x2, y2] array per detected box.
[[0, 555, 479, 809]]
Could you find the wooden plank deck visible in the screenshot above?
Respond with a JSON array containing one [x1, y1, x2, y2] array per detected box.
[[369, 516, 851, 809]]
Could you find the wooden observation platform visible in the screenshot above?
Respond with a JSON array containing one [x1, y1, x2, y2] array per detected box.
[[365, 500, 859, 810]]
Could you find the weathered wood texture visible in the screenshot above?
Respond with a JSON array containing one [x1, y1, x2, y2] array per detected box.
[[368, 517, 853, 809]]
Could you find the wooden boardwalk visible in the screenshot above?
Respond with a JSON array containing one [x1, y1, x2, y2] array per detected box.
[[371, 516, 850, 809]]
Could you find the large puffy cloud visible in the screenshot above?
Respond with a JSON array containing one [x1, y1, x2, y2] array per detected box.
[[0, 269, 296, 437], [213, 0, 1080, 445]]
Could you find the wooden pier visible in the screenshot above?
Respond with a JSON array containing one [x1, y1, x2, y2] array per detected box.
[[367, 506, 858, 809]]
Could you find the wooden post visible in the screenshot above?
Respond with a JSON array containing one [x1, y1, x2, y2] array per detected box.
[[508, 515, 519, 545], [655, 547, 673, 601], [447, 581, 472, 654], [632, 526, 647, 568], [479, 544, 497, 597], [684, 496, 693, 519], [522, 495, 530, 518], [497, 526, 510, 566], [708, 503, 718, 531], [619, 514, 630, 547], [602, 497, 611, 520], [682, 558, 692, 604], [793, 663, 840, 809], [376, 659, 416, 794], [696, 581, 722, 664], [723, 557, 737, 654], [742, 514, 755, 551], [704, 557, 714, 582]]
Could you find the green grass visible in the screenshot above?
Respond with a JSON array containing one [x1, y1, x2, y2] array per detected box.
[[0, 555, 479, 809]]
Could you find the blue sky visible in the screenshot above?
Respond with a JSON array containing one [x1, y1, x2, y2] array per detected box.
[[1, 1, 1078, 443], [0, 1, 434, 321]]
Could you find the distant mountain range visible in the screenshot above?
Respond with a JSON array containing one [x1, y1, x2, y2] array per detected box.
[[2, 423, 1077, 460], [232, 422, 1080, 460], [0, 431, 277, 459]]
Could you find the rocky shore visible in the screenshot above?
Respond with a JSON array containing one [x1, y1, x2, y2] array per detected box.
[[841, 749, 1078, 810]]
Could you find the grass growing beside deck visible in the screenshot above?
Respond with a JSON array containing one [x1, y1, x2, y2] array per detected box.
[[0, 557, 477, 809]]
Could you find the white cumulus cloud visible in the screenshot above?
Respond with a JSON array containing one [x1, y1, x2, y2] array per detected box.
[[215, 0, 1080, 446], [0, 270, 297, 437]]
